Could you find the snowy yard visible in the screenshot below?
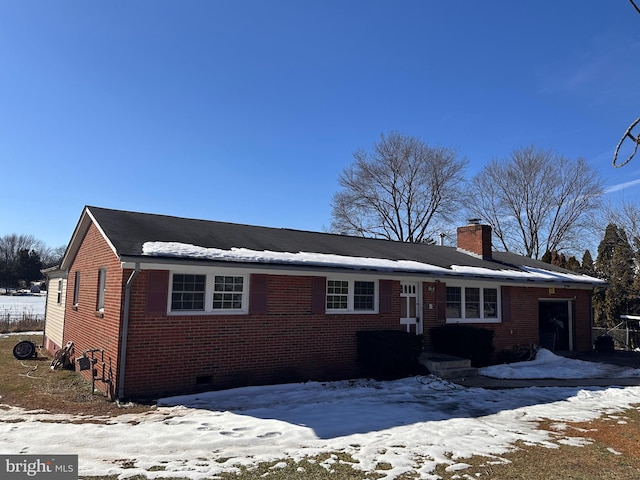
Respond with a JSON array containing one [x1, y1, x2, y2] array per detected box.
[[0, 295, 46, 321], [1, 348, 640, 479]]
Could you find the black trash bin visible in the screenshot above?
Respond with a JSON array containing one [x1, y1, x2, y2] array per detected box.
[[595, 335, 614, 352]]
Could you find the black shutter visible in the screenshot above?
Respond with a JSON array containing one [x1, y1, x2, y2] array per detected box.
[[379, 279, 393, 314], [249, 274, 268, 314], [435, 282, 447, 323], [311, 276, 326, 314], [146, 270, 169, 315], [501, 286, 511, 322]]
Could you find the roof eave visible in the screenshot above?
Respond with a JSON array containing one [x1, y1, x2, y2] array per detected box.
[[119, 255, 604, 289], [60, 206, 121, 271]]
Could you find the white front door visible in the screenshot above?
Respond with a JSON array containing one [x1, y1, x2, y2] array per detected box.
[[400, 282, 422, 334]]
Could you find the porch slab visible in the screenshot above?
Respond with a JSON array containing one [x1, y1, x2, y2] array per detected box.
[[419, 352, 477, 379]]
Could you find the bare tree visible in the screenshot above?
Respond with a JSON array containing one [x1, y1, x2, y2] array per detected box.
[[40, 245, 67, 268], [330, 132, 468, 242], [0, 234, 46, 266], [603, 196, 640, 245], [612, 1, 640, 167], [467, 146, 604, 259]]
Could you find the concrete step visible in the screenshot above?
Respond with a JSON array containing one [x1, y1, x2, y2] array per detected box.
[[419, 352, 478, 379]]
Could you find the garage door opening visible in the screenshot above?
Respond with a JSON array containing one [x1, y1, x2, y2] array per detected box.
[[539, 300, 573, 351]]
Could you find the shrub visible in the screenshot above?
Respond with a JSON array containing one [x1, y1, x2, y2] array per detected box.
[[356, 330, 424, 377], [0, 313, 44, 334], [429, 325, 494, 367]]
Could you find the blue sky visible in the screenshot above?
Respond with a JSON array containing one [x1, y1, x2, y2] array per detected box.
[[1, 1, 640, 249]]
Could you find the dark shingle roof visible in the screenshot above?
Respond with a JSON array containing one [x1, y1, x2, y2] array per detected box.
[[81, 206, 602, 286]]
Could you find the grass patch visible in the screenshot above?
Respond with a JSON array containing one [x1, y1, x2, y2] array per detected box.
[[433, 407, 640, 479], [210, 453, 376, 480], [0, 334, 150, 416]]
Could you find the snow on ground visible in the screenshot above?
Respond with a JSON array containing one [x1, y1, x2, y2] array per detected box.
[[1, 350, 640, 479], [0, 295, 46, 320], [479, 348, 640, 379]]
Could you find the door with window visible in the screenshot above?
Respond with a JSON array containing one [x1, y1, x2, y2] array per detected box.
[[400, 282, 422, 334]]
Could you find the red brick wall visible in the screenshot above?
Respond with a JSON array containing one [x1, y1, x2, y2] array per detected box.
[[122, 273, 403, 399], [63, 223, 124, 399], [572, 289, 594, 351], [456, 224, 492, 259], [421, 283, 593, 355], [60, 225, 596, 400]]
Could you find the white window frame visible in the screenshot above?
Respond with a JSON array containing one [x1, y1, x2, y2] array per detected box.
[[56, 279, 63, 305], [445, 281, 501, 324], [73, 271, 80, 307], [326, 277, 378, 314], [168, 269, 249, 315], [97, 268, 107, 312]]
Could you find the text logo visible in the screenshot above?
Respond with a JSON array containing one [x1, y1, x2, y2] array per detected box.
[[1, 455, 77, 480]]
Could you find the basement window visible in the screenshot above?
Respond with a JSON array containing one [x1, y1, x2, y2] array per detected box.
[[445, 283, 500, 323]]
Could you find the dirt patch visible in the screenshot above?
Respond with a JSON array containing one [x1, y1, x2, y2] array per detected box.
[[432, 407, 640, 480], [0, 334, 152, 416]]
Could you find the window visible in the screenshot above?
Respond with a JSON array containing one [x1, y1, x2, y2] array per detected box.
[[326, 278, 377, 313], [327, 280, 348, 310], [354, 281, 375, 311], [96, 268, 107, 312], [213, 275, 244, 310], [73, 271, 80, 307], [171, 274, 206, 311], [169, 272, 248, 314], [465, 287, 480, 318], [446, 286, 461, 318], [445, 284, 500, 323], [56, 279, 63, 305]]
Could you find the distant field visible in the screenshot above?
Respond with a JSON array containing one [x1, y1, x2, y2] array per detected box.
[[0, 295, 46, 321]]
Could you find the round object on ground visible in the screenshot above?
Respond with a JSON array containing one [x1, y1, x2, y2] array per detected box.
[[13, 340, 36, 360]]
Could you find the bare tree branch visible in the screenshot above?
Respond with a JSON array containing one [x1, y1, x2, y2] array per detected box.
[[331, 132, 468, 242], [467, 146, 604, 259], [613, 117, 640, 168]]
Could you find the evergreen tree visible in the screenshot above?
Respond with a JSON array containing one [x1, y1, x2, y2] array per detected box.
[[565, 255, 580, 272], [541, 250, 552, 264], [14, 249, 43, 288], [594, 224, 636, 328], [550, 250, 567, 268], [581, 249, 595, 275]]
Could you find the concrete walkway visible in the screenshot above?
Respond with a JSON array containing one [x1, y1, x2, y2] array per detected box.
[[447, 350, 640, 389], [449, 376, 640, 389]]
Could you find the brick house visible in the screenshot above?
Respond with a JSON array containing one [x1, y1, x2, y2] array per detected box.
[[43, 206, 604, 400]]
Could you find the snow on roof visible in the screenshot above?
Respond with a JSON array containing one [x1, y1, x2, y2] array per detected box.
[[142, 241, 605, 285]]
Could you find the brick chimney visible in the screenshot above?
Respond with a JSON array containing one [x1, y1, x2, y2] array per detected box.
[[457, 220, 492, 260]]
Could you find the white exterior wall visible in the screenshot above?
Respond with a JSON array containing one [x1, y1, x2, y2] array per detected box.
[[44, 276, 66, 350]]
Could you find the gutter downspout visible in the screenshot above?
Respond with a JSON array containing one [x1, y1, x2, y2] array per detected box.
[[118, 263, 140, 400]]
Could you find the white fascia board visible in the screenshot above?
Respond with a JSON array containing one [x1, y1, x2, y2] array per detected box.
[[60, 207, 120, 271], [120, 258, 600, 290]]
